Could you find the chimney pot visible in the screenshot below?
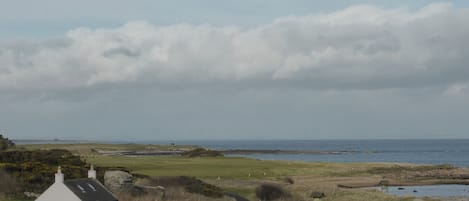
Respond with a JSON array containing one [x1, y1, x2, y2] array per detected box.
[[55, 166, 64, 183], [88, 165, 97, 179]]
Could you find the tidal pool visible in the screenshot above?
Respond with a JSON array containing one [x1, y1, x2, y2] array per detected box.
[[368, 185, 469, 197]]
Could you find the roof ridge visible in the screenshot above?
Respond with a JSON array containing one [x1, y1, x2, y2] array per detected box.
[[63, 178, 118, 201]]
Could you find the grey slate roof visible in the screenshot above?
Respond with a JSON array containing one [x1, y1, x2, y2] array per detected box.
[[64, 178, 118, 201]]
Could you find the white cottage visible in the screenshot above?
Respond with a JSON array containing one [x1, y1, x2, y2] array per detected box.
[[35, 166, 118, 201]]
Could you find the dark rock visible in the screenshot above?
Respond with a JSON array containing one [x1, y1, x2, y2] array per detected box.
[[255, 184, 287, 201], [378, 179, 390, 186], [225, 192, 250, 201], [283, 177, 294, 184], [397, 187, 405, 190], [130, 185, 146, 196], [310, 191, 326, 198]]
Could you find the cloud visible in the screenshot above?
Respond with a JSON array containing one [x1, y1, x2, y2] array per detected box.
[[1, 3, 469, 91]]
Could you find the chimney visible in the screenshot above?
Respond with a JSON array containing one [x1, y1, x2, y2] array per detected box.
[[55, 166, 64, 183], [88, 165, 97, 179]]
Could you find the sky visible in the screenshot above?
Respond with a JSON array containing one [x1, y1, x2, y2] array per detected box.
[[1, 0, 469, 140]]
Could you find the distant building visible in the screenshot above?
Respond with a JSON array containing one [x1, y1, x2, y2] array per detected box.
[[35, 166, 118, 201]]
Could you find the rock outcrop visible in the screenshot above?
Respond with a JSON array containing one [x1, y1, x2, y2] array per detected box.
[[104, 170, 166, 199], [104, 171, 134, 192]]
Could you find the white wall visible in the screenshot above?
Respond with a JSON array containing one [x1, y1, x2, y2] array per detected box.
[[35, 183, 82, 201]]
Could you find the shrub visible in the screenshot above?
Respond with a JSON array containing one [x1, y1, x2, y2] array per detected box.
[[117, 187, 233, 201], [0, 169, 21, 195], [255, 184, 288, 201], [149, 176, 225, 198], [0, 134, 15, 151], [0, 149, 84, 166], [0, 149, 88, 192]]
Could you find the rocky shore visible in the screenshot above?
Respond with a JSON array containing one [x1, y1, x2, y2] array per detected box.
[[337, 166, 469, 188], [97, 148, 374, 156], [220, 149, 371, 155]]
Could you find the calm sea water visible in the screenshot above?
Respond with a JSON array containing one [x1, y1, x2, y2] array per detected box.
[[15, 139, 469, 167], [163, 139, 469, 167]]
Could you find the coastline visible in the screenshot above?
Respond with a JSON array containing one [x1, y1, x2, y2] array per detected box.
[[6, 142, 469, 200], [220, 149, 371, 155], [95, 149, 371, 156], [14, 139, 469, 167]]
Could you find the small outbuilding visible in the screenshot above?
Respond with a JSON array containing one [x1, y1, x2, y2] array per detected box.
[[35, 166, 118, 201]]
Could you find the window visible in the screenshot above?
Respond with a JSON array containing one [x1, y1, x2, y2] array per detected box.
[[77, 184, 86, 193], [87, 183, 97, 191]]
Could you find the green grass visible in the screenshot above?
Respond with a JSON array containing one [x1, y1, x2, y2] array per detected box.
[[16, 143, 419, 180], [84, 155, 386, 179], [17, 143, 197, 155], [82, 154, 411, 200]]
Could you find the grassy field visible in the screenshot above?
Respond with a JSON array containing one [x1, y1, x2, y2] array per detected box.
[[17, 143, 393, 179], [85, 155, 384, 179], [84, 155, 421, 200], [80, 146, 436, 200]]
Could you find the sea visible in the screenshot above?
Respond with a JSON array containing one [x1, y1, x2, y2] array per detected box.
[[161, 139, 469, 167], [15, 139, 469, 167]]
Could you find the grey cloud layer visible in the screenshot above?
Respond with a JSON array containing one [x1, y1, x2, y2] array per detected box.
[[1, 3, 469, 91]]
